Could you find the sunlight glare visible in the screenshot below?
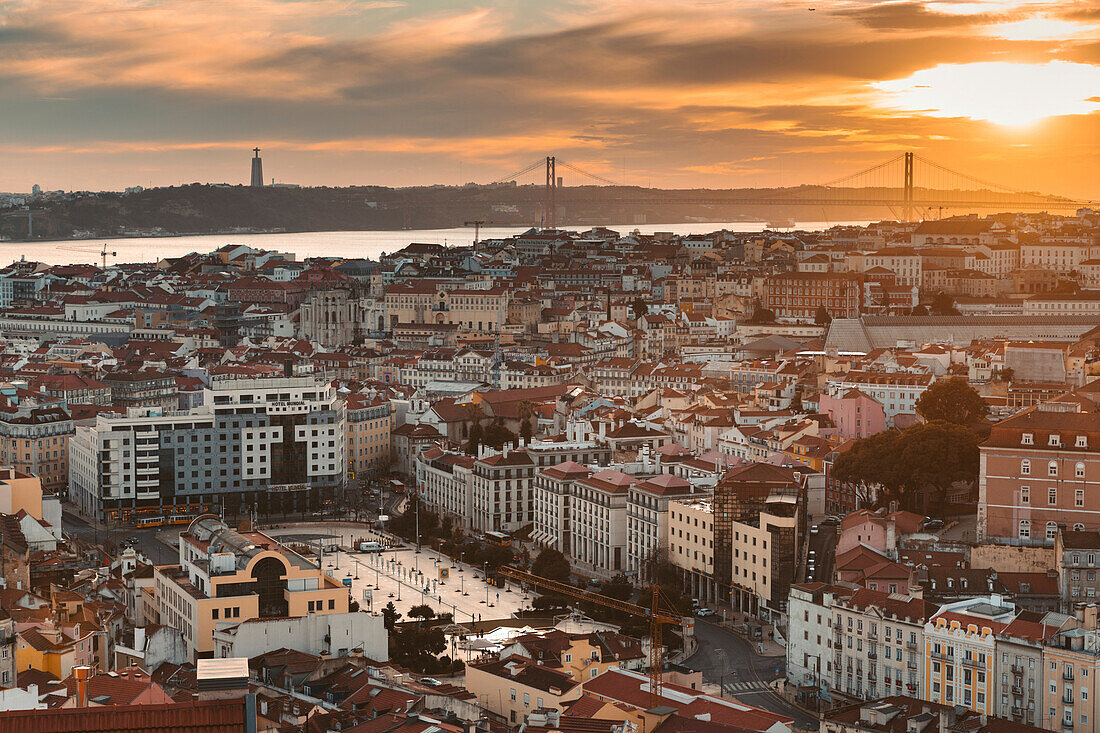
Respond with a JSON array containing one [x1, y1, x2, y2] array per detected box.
[[872, 61, 1100, 126]]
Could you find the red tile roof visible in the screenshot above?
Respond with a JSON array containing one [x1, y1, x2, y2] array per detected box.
[[0, 698, 248, 732]]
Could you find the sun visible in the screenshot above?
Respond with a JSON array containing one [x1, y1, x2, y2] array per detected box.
[[872, 61, 1100, 127]]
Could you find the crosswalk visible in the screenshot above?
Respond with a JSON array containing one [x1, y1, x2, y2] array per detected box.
[[723, 681, 772, 693]]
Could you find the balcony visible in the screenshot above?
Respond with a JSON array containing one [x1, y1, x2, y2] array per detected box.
[[908, 660, 918, 670], [867, 648, 877, 659], [1062, 721, 1074, 731], [1063, 692, 1075, 705], [867, 672, 877, 682], [962, 657, 983, 669], [1064, 669, 1076, 682], [1012, 686, 1022, 696], [906, 641, 919, 651], [930, 649, 952, 662], [1012, 664, 1024, 675]]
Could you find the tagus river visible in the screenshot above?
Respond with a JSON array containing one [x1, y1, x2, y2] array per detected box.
[[9, 220, 875, 266]]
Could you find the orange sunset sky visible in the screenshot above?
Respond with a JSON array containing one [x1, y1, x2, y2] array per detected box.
[[0, 0, 1097, 198]]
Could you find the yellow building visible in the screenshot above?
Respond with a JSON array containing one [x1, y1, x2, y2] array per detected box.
[[16, 625, 96, 680], [346, 394, 394, 478], [0, 467, 43, 519], [153, 516, 349, 660], [499, 629, 645, 684], [923, 601, 1014, 716]]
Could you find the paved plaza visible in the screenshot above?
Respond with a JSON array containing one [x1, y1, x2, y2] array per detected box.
[[264, 522, 529, 624]]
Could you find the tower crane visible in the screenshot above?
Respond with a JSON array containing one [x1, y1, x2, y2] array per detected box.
[[462, 220, 512, 251], [57, 243, 117, 269], [497, 566, 687, 707]]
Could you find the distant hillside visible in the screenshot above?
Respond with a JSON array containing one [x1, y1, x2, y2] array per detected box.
[[0, 182, 1057, 240]]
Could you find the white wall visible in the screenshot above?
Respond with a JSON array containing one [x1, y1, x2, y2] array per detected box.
[[213, 611, 388, 662]]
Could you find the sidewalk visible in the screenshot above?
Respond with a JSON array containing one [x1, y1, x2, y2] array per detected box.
[[712, 611, 786, 657]]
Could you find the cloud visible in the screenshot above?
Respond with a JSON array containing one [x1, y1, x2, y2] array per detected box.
[[0, 0, 1095, 198]]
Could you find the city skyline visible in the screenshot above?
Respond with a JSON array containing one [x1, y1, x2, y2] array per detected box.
[[0, 0, 1097, 198]]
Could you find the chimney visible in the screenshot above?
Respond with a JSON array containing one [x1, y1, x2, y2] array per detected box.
[[73, 665, 91, 707]]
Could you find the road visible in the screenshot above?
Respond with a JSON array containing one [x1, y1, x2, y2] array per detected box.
[[806, 523, 836, 584], [62, 506, 178, 565], [685, 620, 818, 730]]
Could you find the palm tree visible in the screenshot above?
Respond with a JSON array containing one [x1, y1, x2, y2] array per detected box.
[[464, 401, 485, 454]]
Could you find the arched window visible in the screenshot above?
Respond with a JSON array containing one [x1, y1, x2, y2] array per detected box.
[[1021, 459, 1031, 475], [1047, 521, 1059, 540], [1019, 520, 1030, 539], [1049, 461, 1059, 477], [1076, 462, 1085, 479], [1074, 523, 1085, 531]]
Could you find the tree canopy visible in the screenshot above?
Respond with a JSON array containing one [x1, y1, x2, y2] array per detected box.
[[832, 420, 980, 510], [915, 378, 990, 426], [531, 548, 571, 583], [814, 306, 832, 326]]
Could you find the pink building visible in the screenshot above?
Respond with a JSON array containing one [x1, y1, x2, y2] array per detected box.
[[835, 508, 926, 558], [819, 388, 886, 440]]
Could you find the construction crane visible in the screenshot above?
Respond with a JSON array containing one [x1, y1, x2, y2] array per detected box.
[[462, 220, 512, 251], [57, 244, 117, 269], [497, 566, 686, 707]]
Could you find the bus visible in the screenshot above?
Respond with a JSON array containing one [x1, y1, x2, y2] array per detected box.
[[485, 530, 512, 548], [136, 515, 165, 529]]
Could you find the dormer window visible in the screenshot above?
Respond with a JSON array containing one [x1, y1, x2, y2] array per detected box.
[[1050, 434, 1062, 447], [1077, 436, 1088, 448], [1022, 433, 1034, 445]]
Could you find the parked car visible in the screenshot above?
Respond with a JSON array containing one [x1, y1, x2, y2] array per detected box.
[[421, 678, 442, 687], [695, 608, 717, 617]]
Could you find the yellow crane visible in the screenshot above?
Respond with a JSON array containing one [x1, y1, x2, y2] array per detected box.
[[497, 566, 686, 707], [57, 243, 117, 269]]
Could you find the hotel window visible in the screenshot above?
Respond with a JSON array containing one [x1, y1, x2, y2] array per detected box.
[[1022, 433, 1034, 445], [1049, 488, 1058, 505], [1021, 459, 1031, 475], [1019, 520, 1030, 539], [1078, 436, 1089, 448], [1050, 435, 1062, 447], [1077, 490, 1085, 508], [1049, 461, 1059, 477], [1077, 463, 1086, 478], [1047, 522, 1059, 540], [1021, 486, 1030, 504]]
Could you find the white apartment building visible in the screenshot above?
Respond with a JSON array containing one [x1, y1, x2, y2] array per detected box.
[[531, 461, 591, 553], [570, 469, 633, 576], [471, 447, 536, 533], [415, 446, 475, 525], [627, 473, 699, 582], [825, 371, 933, 426], [787, 584, 933, 706], [667, 495, 717, 605]]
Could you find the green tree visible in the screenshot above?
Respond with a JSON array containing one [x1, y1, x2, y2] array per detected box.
[[915, 378, 989, 426], [531, 548, 571, 583], [632, 297, 649, 320], [749, 299, 776, 324], [833, 421, 979, 510], [930, 292, 960, 316], [482, 421, 516, 449], [518, 401, 536, 446], [381, 601, 401, 631], [814, 306, 832, 326], [465, 402, 485, 455], [408, 604, 436, 623]]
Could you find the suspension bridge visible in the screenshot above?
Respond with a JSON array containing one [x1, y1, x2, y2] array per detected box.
[[492, 153, 1092, 228]]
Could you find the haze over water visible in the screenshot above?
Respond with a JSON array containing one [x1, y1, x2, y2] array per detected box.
[[8, 221, 874, 266]]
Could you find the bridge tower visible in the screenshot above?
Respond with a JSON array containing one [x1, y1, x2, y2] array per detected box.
[[903, 151, 914, 223], [544, 156, 556, 229]]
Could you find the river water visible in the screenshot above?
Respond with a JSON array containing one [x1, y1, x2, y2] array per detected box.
[[5, 219, 873, 266]]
